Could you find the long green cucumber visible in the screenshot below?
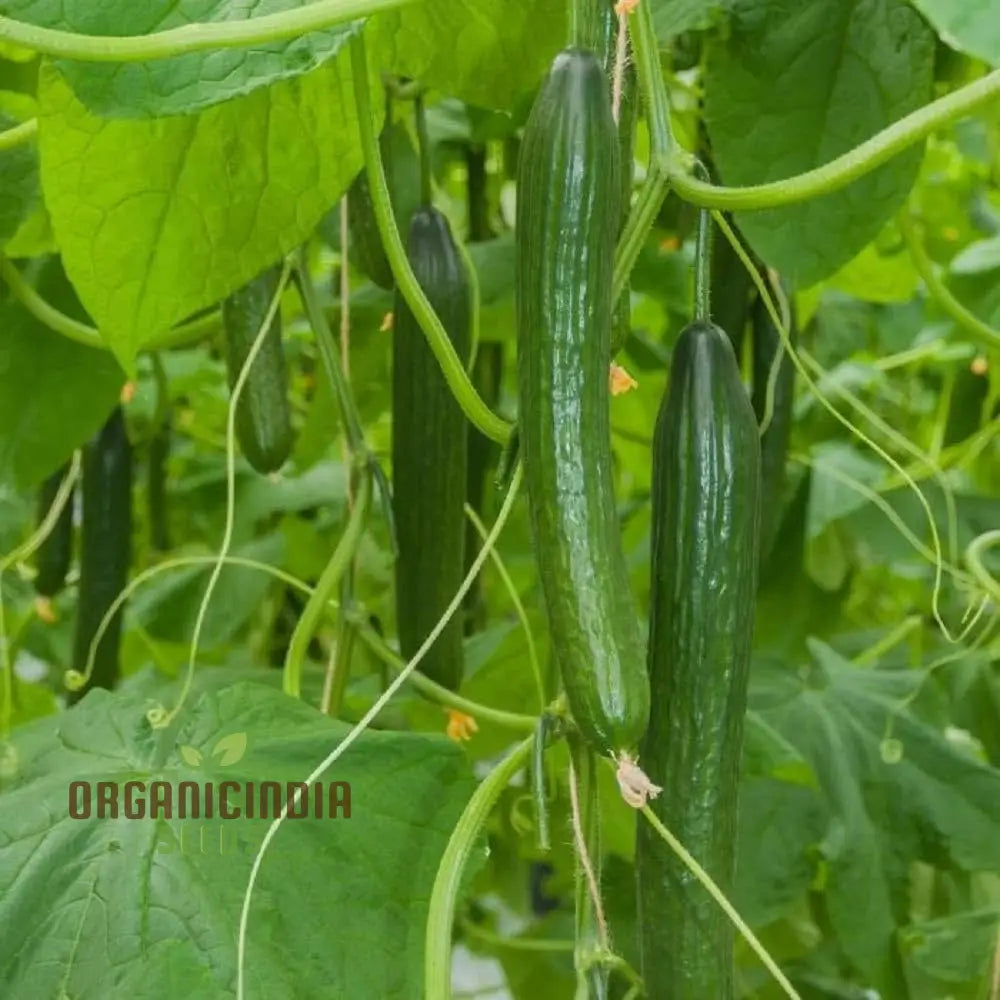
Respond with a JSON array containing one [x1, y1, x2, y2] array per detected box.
[[636, 320, 761, 998], [392, 206, 471, 691], [516, 48, 648, 757], [751, 279, 796, 565], [69, 406, 132, 701], [221, 266, 293, 475], [34, 463, 75, 600]]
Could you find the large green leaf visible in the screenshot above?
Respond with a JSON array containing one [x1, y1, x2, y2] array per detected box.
[[37, 53, 380, 369], [383, 0, 565, 112], [753, 640, 1000, 992], [0, 258, 124, 489], [650, 0, 733, 40], [0, 0, 361, 117], [910, 0, 1000, 66], [0, 675, 474, 998], [704, 0, 934, 287]]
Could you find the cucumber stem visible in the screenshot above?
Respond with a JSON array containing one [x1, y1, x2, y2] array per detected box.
[[694, 205, 712, 323], [414, 94, 432, 208]]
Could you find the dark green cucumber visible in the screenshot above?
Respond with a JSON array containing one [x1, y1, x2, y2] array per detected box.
[[392, 206, 471, 691], [636, 321, 761, 999], [347, 116, 419, 289], [69, 407, 132, 701], [516, 48, 648, 756], [147, 410, 172, 552], [34, 464, 75, 599], [751, 282, 796, 565], [221, 266, 293, 475]]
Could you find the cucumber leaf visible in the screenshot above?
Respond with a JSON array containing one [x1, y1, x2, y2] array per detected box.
[[0, 675, 474, 999]]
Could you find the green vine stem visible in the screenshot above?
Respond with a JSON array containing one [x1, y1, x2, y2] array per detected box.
[[464, 502, 545, 710], [425, 734, 535, 999], [349, 33, 513, 446], [965, 530, 1000, 605], [459, 916, 573, 953], [0, 255, 219, 351], [531, 714, 555, 851], [668, 69, 1000, 211], [350, 614, 539, 731], [897, 211, 1000, 350], [630, 0, 672, 160], [694, 205, 711, 323], [0, 0, 414, 62], [611, 0, 671, 304], [292, 250, 367, 455], [414, 93, 433, 207], [0, 116, 36, 152], [282, 470, 371, 699]]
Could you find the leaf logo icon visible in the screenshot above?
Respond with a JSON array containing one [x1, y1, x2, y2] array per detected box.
[[211, 732, 248, 767], [179, 745, 203, 768]]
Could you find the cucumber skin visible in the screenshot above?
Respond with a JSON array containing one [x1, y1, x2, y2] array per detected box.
[[637, 321, 761, 999], [34, 464, 74, 599], [751, 285, 796, 565], [221, 266, 293, 475], [70, 407, 132, 700], [392, 207, 470, 691], [516, 48, 649, 756]]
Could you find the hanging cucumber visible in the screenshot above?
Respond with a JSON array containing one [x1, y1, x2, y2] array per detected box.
[[33, 464, 75, 600], [347, 97, 419, 290], [221, 265, 293, 475], [69, 407, 132, 702], [516, 48, 649, 758], [636, 316, 762, 998], [751, 278, 796, 566], [392, 202, 471, 690]]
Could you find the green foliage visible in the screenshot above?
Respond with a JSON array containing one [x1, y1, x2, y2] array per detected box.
[[37, 56, 378, 367], [0, 1, 999, 997], [705, 0, 934, 286], [0, 674, 474, 998], [0, 258, 123, 488]]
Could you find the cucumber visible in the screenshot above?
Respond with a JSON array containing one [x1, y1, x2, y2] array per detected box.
[[751, 281, 796, 565], [69, 406, 132, 701], [392, 206, 471, 690], [516, 48, 648, 756], [636, 320, 761, 998], [347, 115, 419, 290], [221, 266, 293, 475], [34, 464, 75, 599]]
